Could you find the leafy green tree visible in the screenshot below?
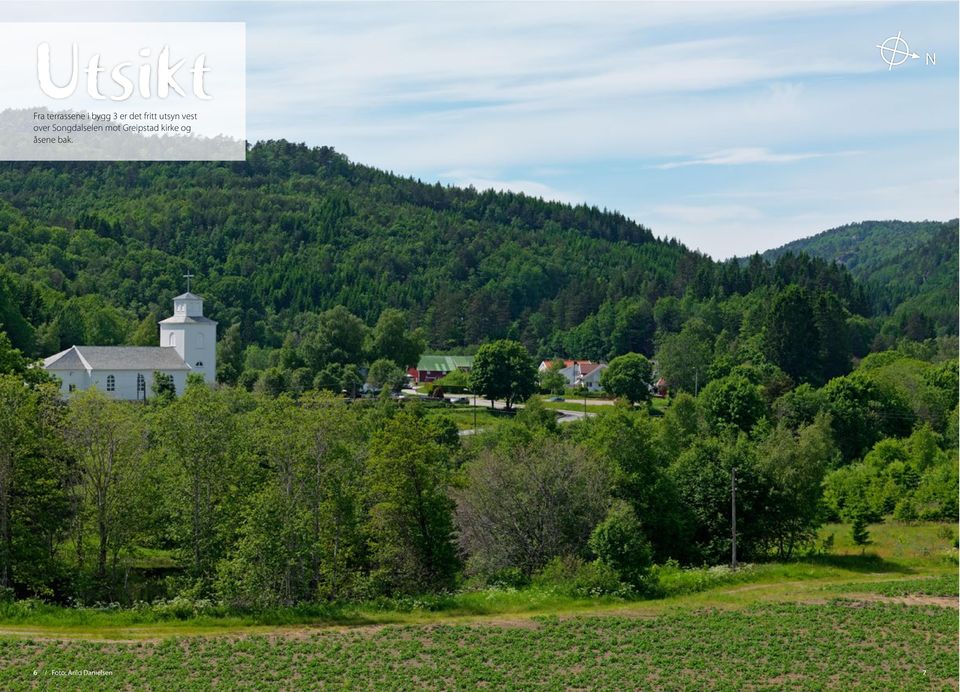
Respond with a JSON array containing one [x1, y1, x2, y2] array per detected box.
[[655, 319, 713, 394], [129, 310, 162, 347], [0, 329, 27, 376], [340, 364, 363, 398], [821, 373, 913, 462], [65, 389, 147, 581], [366, 358, 406, 393], [365, 412, 457, 592], [151, 371, 176, 401], [469, 339, 536, 411], [454, 439, 609, 577], [431, 368, 471, 393], [814, 291, 851, 381], [653, 296, 682, 333], [700, 375, 766, 434], [154, 380, 237, 585], [515, 396, 559, 434], [218, 393, 367, 606], [600, 352, 653, 404], [216, 323, 244, 386], [757, 415, 837, 558], [301, 306, 367, 372], [589, 501, 652, 589], [659, 392, 702, 460], [669, 436, 770, 564], [610, 298, 655, 357], [367, 309, 425, 369], [0, 375, 67, 596], [538, 360, 567, 395], [772, 383, 825, 430], [254, 367, 288, 397]]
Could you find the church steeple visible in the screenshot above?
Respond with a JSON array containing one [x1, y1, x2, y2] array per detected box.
[[159, 284, 218, 385], [173, 292, 205, 317]]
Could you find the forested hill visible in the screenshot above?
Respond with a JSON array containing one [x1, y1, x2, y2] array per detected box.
[[0, 140, 870, 368], [760, 220, 959, 333]]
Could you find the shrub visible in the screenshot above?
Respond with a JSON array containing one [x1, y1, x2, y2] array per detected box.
[[588, 502, 653, 589], [533, 556, 633, 598]]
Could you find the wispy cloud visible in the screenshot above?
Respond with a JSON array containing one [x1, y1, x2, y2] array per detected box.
[[654, 147, 859, 170]]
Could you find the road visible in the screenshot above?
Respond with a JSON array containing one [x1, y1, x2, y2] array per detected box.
[[401, 389, 604, 434]]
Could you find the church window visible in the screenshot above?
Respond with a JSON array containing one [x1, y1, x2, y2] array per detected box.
[[196, 361, 203, 367], [137, 373, 146, 394], [106, 375, 115, 392], [168, 332, 176, 346]]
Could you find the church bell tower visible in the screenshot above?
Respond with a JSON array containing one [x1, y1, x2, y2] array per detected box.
[[158, 290, 218, 384]]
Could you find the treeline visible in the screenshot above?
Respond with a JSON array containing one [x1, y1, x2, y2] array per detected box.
[[214, 278, 910, 400], [0, 142, 944, 377], [0, 332, 954, 607]]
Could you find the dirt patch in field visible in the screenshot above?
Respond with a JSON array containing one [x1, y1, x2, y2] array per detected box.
[[833, 594, 958, 608], [0, 628, 155, 644]]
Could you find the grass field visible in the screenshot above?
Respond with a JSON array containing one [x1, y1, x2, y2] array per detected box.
[[0, 522, 955, 689], [425, 405, 512, 430]]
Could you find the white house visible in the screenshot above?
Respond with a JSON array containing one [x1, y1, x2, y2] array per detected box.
[[43, 292, 217, 399], [538, 359, 608, 392]]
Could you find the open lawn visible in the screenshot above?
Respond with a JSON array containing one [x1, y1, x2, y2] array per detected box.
[[0, 522, 955, 689], [425, 405, 512, 430]]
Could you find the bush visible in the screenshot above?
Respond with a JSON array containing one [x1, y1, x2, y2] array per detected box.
[[532, 556, 633, 598], [649, 560, 757, 598], [892, 497, 918, 522], [588, 502, 653, 589]]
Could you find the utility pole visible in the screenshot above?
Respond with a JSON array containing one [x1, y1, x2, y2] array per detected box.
[[473, 392, 477, 434], [731, 467, 738, 570]]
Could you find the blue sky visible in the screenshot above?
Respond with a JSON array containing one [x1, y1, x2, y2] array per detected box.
[[5, 1, 959, 258]]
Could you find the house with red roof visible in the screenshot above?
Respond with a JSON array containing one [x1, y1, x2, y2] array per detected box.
[[538, 359, 608, 392]]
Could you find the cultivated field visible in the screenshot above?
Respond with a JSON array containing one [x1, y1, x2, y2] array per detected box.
[[0, 522, 956, 690]]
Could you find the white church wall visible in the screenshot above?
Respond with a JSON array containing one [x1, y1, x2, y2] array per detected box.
[[50, 369, 91, 397], [52, 369, 190, 400]]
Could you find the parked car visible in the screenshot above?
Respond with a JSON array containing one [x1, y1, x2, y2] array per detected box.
[[547, 396, 565, 402], [450, 396, 470, 404]]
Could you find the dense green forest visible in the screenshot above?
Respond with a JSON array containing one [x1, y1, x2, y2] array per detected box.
[[0, 141, 955, 608], [761, 219, 959, 339], [0, 141, 952, 395]]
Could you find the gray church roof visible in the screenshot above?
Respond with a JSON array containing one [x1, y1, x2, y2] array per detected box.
[[158, 314, 217, 325], [173, 292, 203, 301], [44, 346, 190, 371]]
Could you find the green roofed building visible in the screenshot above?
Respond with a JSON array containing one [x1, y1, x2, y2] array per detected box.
[[408, 355, 474, 383]]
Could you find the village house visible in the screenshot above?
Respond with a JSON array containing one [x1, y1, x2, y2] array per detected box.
[[538, 359, 608, 392], [407, 354, 475, 384]]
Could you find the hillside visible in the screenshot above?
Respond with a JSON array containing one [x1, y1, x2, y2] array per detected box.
[[760, 220, 958, 334], [0, 140, 866, 367]]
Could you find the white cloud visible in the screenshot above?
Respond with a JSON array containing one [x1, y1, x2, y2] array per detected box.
[[654, 147, 855, 169]]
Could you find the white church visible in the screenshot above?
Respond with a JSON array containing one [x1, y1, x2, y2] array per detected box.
[[43, 291, 217, 400]]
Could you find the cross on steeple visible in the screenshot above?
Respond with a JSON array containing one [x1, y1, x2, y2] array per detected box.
[[183, 272, 194, 292]]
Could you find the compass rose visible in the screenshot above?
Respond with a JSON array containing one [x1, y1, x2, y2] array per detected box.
[[876, 32, 919, 70]]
